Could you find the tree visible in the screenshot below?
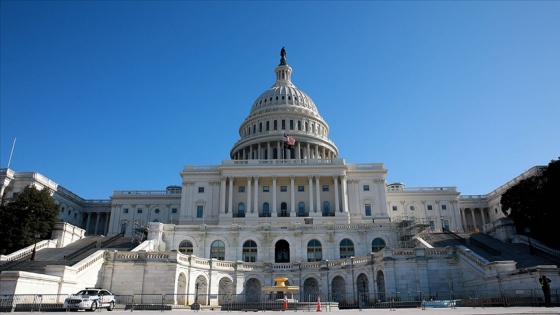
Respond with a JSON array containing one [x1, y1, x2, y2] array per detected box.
[[0, 185, 60, 254], [501, 159, 560, 247]]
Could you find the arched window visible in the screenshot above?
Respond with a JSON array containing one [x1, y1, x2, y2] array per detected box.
[[298, 202, 306, 216], [322, 201, 331, 216], [179, 240, 193, 255], [237, 203, 245, 217], [339, 239, 354, 259], [290, 120, 294, 130], [262, 202, 270, 217], [211, 240, 225, 260], [372, 238, 386, 253], [274, 120, 278, 130], [298, 121, 301, 130], [307, 239, 322, 262], [281, 120, 286, 130], [259, 122, 262, 133], [266, 121, 270, 131], [242, 240, 257, 262]]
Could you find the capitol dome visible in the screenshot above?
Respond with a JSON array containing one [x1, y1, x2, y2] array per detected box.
[[230, 48, 339, 161]]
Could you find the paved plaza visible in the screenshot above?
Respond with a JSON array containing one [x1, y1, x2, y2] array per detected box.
[[9, 307, 558, 315]]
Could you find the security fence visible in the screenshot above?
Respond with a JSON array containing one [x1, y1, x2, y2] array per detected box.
[[0, 289, 558, 312]]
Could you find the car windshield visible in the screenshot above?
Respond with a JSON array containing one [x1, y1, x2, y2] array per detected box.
[[76, 290, 99, 296]]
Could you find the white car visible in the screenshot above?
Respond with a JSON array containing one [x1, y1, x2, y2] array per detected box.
[[64, 288, 115, 311]]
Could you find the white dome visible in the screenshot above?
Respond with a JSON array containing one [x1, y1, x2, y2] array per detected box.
[[230, 48, 338, 161]]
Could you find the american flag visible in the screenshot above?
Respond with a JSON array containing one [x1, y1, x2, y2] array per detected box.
[[283, 133, 296, 146]]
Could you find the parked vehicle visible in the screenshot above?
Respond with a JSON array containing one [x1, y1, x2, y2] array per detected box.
[[64, 288, 115, 311]]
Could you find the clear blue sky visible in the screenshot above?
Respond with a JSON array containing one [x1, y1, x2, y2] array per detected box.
[[1, 1, 559, 199]]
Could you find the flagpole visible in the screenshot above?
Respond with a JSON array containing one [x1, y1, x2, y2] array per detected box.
[[6, 137, 16, 169]]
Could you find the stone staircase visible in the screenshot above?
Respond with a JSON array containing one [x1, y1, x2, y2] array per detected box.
[[424, 232, 558, 269], [0, 235, 135, 274]]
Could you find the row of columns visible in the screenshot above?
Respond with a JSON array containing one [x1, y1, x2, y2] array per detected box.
[[232, 141, 335, 161], [460, 208, 488, 231], [219, 175, 349, 216], [84, 212, 110, 235]]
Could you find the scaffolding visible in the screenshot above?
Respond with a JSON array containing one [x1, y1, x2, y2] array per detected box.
[[393, 216, 430, 248]]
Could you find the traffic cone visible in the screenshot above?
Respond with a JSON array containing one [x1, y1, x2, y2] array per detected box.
[[283, 295, 288, 311], [316, 296, 322, 312]]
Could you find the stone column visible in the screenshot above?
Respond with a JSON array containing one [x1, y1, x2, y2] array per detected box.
[[272, 176, 277, 216], [290, 175, 296, 215], [375, 178, 388, 217], [461, 208, 468, 232], [341, 176, 348, 212], [104, 213, 110, 235], [315, 176, 321, 213], [267, 142, 271, 160], [85, 213, 91, 235], [333, 175, 340, 212], [94, 213, 100, 235], [246, 177, 252, 214], [308, 175, 314, 213], [228, 177, 234, 215], [254, 176, 259, 215], [220, 177, 226, 214], [471, 209, 477, 230]]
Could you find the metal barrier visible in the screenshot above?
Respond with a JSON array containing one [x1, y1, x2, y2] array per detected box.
[[0, 289, 557, 312]]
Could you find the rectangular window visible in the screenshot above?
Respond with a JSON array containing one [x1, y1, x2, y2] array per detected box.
[[322, 185, 329, 191], [263, 186, 269, 192], [298, 186, 304, 192], [363, 185, 370, 191], [427, 205, 433, 210], [197, 206, 203, 218], [171, 208, 177, 214], [280, 186, 287, 192], [137, 208, 143, 214], [239, 186, 245, 192], [441, 205, 447, 210], [365, 204, 372, 216], [429, 221, 435, 231], [198, 187, 204, 193], [392, 206, 397, 211], [123, 208, 129, 214]]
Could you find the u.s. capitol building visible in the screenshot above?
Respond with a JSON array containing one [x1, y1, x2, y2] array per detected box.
[[1, 48, 556, 302]]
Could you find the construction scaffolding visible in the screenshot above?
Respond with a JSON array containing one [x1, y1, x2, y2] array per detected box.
[[393, 216, 431, 248]]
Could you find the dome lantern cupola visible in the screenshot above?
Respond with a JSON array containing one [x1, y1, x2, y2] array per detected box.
[[230, 48, 338, 161]]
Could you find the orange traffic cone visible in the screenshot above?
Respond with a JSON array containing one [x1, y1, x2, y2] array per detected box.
[[283, 296, 288, 311], [316, 296, 322, 312]]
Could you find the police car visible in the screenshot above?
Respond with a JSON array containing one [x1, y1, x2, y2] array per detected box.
[[64, 288, 115, 311]]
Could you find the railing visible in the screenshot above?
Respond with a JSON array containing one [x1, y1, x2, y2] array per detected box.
[[64, 241, 97, 260], [470, 237, 502, 256], [442, 229, 467, 244], [100, 232, 124, 248], [0, 289, 557, 312]]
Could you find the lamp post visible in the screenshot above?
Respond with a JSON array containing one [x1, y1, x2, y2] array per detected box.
[[361, 278, 367, 307], [191, 282, 200, 310], [30, 233, 41, 261], [325, 260, 329, 303]]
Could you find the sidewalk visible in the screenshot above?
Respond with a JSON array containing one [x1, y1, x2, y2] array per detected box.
[[14, 307, 558, 315]]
